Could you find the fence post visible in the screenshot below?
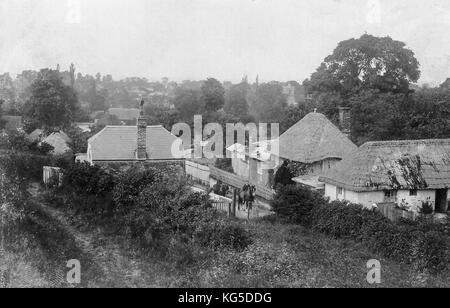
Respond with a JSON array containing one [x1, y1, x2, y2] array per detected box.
[[232, 188, 237, 217]]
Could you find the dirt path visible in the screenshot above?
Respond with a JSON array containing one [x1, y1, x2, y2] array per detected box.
[[28, 184, 170, 288]]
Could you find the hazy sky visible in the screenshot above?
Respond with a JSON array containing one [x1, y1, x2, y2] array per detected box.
[[1, 0, 449, 85]]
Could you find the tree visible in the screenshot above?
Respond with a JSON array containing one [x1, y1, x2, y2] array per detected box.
[[173, 88, 203, 123], [201, 78, 225, 112], [304, 34, 420, 98], [280, 104, 310, 134], [69, 63, 76, 89], [224, 81, 249, 118], [349, 89, 407, 144], [0, 99, 5, 129], [253, 82, 287, 122], [273, 160, 295, 187], [23, 69, 79, 129]]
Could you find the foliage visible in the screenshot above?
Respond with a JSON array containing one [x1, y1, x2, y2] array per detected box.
[[271, 184, 326, 225], [420, 200, 434, 215], [252, 82, 287, 123], [224, 81, 250, 119], [0, 152, 51, 187], [279, 104, 311, 134], [214, 158, 233, 173], [304, 34, 420, 98], [23, 69, 79, 129], [310, 201, 450, 273], [173, 88, 204, 123], [0, 99, 6, 129], [350, 88, 450, 145], [201, 78, 225, 112], [63, 162, 115, 198], [65, 125, 89, 153], [212, 180, 229, 197], [112, 166, 163, 214], [273, 160, 295, 186]]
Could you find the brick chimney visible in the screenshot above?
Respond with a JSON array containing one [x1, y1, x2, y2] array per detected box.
[[338, 107, 351, 138], [136, 101, 148, 160]]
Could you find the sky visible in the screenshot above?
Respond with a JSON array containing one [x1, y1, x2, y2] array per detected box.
[[0, 0, 449, 85]]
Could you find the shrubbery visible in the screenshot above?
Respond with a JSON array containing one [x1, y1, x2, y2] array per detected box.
[[310, 201, 450, 273], [271, 184, 326, 225], [51, 163, 253, 260]]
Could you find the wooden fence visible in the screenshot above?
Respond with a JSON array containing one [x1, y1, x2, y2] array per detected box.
[[210, 166, 275, 201], [43, 166, 63, 187], [377, 203, 419, 222], [185, 160, 211, 187]]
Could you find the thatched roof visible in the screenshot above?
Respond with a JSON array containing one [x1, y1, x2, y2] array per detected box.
[[278, 112, 357, 163], [319, 139, 450, 192]]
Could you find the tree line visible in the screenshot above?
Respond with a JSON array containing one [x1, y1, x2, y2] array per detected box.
[[1, 33, 450, 145]]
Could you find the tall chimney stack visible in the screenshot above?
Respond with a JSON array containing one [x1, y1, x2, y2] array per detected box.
[[136, 99, 148, 160], [338, 107, 351, 138]]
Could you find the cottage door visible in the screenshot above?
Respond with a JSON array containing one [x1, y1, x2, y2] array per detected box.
[[435, 189, 448, 214]]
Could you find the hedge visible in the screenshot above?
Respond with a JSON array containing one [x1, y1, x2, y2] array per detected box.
[[310, 201, 450, 273]]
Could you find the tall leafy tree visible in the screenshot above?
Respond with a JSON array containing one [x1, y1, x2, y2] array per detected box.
[[304, 34, 420, 98], [224, 81, 249, 118], [253, 82, 287, 123], [23, 69, 79, 129], [173, 88, 203, 123], [0, 99, 5, 129], [201, 78, 225, 112]]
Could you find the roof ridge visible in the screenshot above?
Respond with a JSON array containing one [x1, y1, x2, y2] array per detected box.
[[363, 138, 450, 147]]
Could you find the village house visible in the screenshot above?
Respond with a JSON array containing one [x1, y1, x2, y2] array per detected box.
[[87, 112, 185, 165], [319, 139, 450, 214], [27, 129, 73, 155], [227, 110, 357, 191]]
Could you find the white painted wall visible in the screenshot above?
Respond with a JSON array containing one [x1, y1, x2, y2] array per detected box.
[[232, 156, 249, 180], [397, 190, 436, 212]]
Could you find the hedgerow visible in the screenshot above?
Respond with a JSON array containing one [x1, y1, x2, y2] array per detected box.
[[50, 163, 253, 258], [309, 201, 450, 273]]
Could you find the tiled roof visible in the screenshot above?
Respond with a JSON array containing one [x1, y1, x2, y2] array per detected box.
[[319, 139, 450, 191], [88, 125, 183, 161], [108, 108, 140, 121], [277, 112, 357, 163]]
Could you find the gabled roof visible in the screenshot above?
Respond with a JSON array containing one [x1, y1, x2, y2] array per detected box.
[[27, 129, 44, 142], [88, 125, 182, 161], [277, 112, 357, 163], [42, 132, 72, 155], [108, 108, 140, 121], [319, 139, 450, 192]]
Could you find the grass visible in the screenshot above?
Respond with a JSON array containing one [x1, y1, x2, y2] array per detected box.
[[1, 200, 105, 288], [3, 186, 450, 288], [192, 218, 450, 288]]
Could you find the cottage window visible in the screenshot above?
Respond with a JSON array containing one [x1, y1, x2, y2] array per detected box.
[[385, 190, 393, 197], [409, 190, 418, 196], [384, 190, 397, 202], [337, 187, 343, 195]]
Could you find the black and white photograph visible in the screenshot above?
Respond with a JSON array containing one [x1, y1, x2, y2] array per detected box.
[[1, 0, 450, 292]]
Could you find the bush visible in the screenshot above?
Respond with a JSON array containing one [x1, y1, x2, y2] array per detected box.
[[0, 153, 51, 185], [113, 167, 161, 214], [309, 200, 450, 273], [271, 184, 326, 225], [60, 162, 115, 214], [311, 201, 388, 239]]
